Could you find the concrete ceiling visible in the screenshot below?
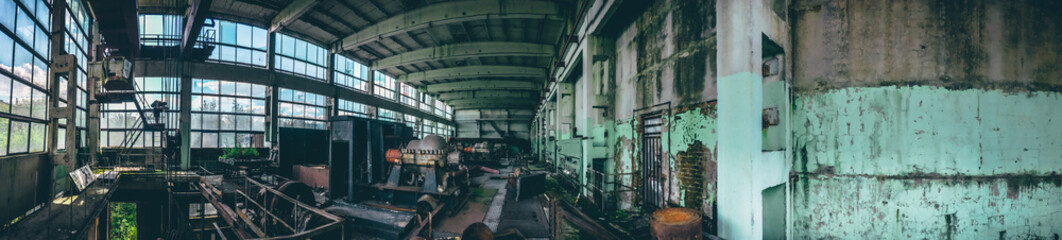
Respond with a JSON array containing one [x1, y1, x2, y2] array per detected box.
[[137, 0, 573, 110]]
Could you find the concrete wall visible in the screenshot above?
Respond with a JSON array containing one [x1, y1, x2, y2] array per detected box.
[[791, 0, 1062, 238], [536, 0, 720, 222], [0, 153, 49, 228]]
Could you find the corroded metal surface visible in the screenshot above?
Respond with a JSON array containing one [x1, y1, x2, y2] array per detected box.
[[650, 208, 702, 240]]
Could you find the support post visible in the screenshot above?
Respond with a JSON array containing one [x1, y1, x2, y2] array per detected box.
[[180, 75, 192, 169], [716, 0, 763, 239]]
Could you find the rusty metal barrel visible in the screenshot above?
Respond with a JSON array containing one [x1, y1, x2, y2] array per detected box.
[[650, 208, 702, 240]]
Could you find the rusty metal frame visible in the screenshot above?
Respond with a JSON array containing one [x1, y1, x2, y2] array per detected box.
[[199, 176, 344, 239], [634, 102, 671, 212]]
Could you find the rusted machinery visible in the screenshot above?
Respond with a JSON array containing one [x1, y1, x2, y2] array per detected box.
[[450, 138, 531, 167], [327, 116, 471, 239], [198, 175, 344, 239]]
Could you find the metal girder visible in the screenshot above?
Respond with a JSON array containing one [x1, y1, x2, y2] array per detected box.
[[397, 66, 546, 84], [437, 90, 537, 101], [424, 80, 540, 93], [270, 0, 320, 32], [448, 98, 534, 106], [181, 0, 213, 56], [452, 101, 537, 110], [335, 0, 564, 52], [373, 42, 553, 70]]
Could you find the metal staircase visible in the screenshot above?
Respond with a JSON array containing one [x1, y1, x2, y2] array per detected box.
[[91, 57, 170, 170]]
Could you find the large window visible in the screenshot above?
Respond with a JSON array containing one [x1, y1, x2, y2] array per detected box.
[[336, 99, 370, 118], [334, 54, 370, 91], [374, 72, 395, 99], [0, 0, 50, 156], [139, 14, 181, 46], [100, 77, 181, 148], [200, 19, 268, 67], [420, 94, 433, 112], [400, 83, 418, 106], [278, 88, 327, 129], [274, 33, 327, 80], [189, 79, 267, 148], [377, 108, 397, 122]]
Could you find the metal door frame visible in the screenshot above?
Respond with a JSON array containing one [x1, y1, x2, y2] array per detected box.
[[635, 102, 670, 211]]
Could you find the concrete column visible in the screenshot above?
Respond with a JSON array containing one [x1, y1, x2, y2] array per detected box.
[[64, 63, 78, 167], [266, 32, 279, 145], [268, 76, 280, 146], [87, 72, 99, 166], [179, 75, 192, 169], [716, 0, 763, 239], [581, 35, 615, 196], [46, 0, 67, 156]]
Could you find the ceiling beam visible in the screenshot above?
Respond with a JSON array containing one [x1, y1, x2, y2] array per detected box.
[[437, 90, 538, 101], [334, 0, 564, 52], [181, 0, 213, 57], [448, 98, 535, 106], [397, 66, 546, 84], [425, 80, 540, 93], [452, 102, 537, 110], [372, 42, 553, 70], [270, 0, 319, 32]]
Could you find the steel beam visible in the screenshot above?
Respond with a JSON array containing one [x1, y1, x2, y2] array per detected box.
[[448, 98, 534, 106], [437, 90, 538, 101], [373, 42, 553, 70], [334, 0, 564, 52], [397, 66, 546, 84], [181, 0, 213, 56], [270, 0, 320, 32], [452, 102, 537, 110], [424, 80, 541, 93]]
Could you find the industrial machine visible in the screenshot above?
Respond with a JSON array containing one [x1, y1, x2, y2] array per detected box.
[[326, 116, 470, 239]]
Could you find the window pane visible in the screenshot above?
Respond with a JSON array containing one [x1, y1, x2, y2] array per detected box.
[[11, 80, 30, 116], [201, 79, 218, 94], [202, 96, 218, 111], [16, 9, 34, 43], [236, 115, 250, 131], [0, 117, 6, 155], [220, 114, 234, 130], [236, 23, 251, 47], [219, 97, 234, 112], [0, 33, 12, 72], [9, 121, 27, 153], [252, 27, 266, 50], [190, 131, 202, 148], [220, 21, 236, 44], [0, 75, 9, 113], [30, 88, 45, 119], [30, 122, 44, 152], [202, 114, 218, 129], [202, 132, 217, 148], [13, 45, 32, 81], [219, 132, 235, 148], [0, 0, 14, 30], [252, 116, 264, 131], [235, 83, 250, 96]]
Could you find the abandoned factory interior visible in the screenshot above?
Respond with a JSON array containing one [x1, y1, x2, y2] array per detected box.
[[0, 0, 1060, 239]]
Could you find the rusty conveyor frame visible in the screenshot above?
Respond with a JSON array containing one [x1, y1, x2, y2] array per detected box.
[[199, 176, 344, 239]]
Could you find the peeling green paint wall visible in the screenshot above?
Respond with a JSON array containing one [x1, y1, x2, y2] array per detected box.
[[790, 0, 1062, 237]]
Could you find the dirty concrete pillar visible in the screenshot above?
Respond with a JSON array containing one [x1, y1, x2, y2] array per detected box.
[[179, 74, 192, 169], [581, 34, 615, 196], [716, 0, 763, 239]]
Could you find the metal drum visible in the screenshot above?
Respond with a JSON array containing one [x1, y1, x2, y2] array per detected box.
[[650, 208, 702, 240]]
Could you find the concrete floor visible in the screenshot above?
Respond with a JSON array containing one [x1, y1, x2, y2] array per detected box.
[[427, 166, 550, 239]]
